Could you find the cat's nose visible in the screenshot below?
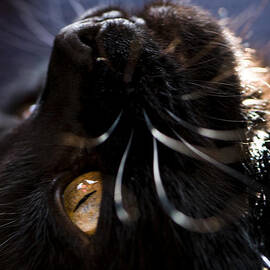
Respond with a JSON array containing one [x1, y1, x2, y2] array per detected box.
[[54, 20, 99, 68], [55, 16, 144, 73]]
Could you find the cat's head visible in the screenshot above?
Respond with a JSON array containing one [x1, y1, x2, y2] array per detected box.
[[0, 2, 268, 269]]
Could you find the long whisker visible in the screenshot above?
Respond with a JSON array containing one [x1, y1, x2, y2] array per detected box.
[[173, 130, 270, 196], [0, 32, 44, 55], [61, 112, 122, 149], [166, 109, 245, 141], [10, 0, 54, 47], [153, 138, 245, 233], [143, 111, 240, 164], [0, 21, 48, 47], [0, 233, 17, 250], [68, 0, 86, 17], [181, 91, 205, 101], [114, 131, 134, 223], [204, 115, 247, 123], [185, 87, 242, 98], [261, 254, 270, 268], [0, 220, 16, 229], [49, 0, 67, 28]]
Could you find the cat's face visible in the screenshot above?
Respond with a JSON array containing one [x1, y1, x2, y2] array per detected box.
[[0, 2, 268, 270]]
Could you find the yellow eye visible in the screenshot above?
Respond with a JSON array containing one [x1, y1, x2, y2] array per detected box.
[[63, 171, 102, 236]]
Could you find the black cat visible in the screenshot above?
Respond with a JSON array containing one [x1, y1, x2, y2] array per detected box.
[[0, 1, 270, 269]]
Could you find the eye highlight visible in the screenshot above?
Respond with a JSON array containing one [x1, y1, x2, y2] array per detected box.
[[64, 171, 102, 236]]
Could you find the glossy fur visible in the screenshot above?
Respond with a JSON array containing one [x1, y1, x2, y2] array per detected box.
[[0, 1, 270, 269]]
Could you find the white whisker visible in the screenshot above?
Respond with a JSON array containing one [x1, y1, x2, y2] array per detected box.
[[49, 0, 67, 28], [173, 131, 270, 196], [0, 32, 43, 54], [153, 138, 244, 233], [167, 109, 244, 141], [114, 131, 134, 223], [262, 255, 270, 268], [10, 0, 54, 47], [205, 115, 246, 123], [0, 22, 47, 47], [144, 111, 240, 164], [181, 91, 205, 101], [68, 0, 86, 17], [0, 233, 17, 249], [62, 112, 122, 149], [0, 220, 16, 229], [259, 79, 270, 89]]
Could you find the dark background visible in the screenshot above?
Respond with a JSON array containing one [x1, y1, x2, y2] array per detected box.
[[0, 0, 269, 93]]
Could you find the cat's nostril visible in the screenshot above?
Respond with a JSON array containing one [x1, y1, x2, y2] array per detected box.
[[55, 17, 141, 73], [55, 21, 101, 66], [78, 26, 99, 49], [79, 34, 93, 48]]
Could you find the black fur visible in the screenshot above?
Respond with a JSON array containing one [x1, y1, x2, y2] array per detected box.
[[0, 1, 270, 269]]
